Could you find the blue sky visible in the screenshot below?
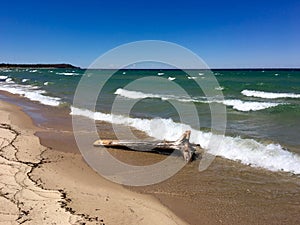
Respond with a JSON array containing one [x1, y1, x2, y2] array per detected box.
[[1, 0, 299, 68]]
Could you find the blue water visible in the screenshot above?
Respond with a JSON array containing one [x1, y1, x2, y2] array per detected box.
[[1, 68, 300, 174]]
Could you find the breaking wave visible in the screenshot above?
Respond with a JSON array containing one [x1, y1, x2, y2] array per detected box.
[[56, 72, 79, 76], [0, 82, 61, 106], [115, 88, 283, 111], [242, 90, 300, 99], [71, 107, 300, 175]]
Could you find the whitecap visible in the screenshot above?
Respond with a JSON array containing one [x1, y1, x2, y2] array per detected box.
[[217, 99, 281, 112], [114, 88, 196, 102], [115, 88, 283, 112], [0, 75, 8, 81], [168, 77, 176, 81], [5, 78, 14, 83], [242, 90, 300, 99], [215, 86, 224, 91], [56, 72, 79, 76]]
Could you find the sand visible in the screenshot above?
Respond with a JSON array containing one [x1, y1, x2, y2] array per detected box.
[[0, 100, 187, 225]]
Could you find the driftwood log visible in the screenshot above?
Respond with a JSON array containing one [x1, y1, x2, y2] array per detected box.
[[93, 130, 200, 162]]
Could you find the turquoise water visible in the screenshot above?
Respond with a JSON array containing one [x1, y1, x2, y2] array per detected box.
[[1, 68, 300, 174]]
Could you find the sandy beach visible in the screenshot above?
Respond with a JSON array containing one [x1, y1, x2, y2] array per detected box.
[[2, 91, 298, 225], [0, 98, 187, 225], [1, 92, 300, 225], [2, 0, 300, 224]]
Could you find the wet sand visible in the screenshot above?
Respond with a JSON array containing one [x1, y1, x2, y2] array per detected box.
[[1, 91, 300, 224]]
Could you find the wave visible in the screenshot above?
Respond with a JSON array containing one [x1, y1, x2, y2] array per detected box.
[[115, 88, 283, 111], [22, 79, 29, 83], [70, 107, 300, 175], [0, 75, 8, 81], [114, 88, 197, 102], [56, 72, 79, 76], [0, 69, 12, 72], [0, 83, 61, 106], [168, 77, 176, 81], [242, 90, 300, 99], [217, 99, 282, 112], [5, 78, 14, 84], [215, 86, 224, 91]]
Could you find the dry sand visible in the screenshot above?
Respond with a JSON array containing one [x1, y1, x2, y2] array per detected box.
[[0, 100, 187, 225]]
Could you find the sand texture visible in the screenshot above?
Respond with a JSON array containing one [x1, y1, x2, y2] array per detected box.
[[0, 100, 186, 225]]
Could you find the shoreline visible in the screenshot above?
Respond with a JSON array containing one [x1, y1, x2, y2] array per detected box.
[[0, 98, 187, 224], [1, 91, 300, 224], [0, 63, 80, 69]]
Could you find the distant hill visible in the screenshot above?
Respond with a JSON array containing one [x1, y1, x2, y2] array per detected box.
[[0, 63, 80, 69]]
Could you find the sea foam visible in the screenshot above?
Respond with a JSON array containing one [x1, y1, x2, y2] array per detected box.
[[218, 99, 281, 112], [71, 106, 300, 175], [0, 83, 61, 106], [0, 75, 8, 81], [242, 90, 300, 99], [115, 88, 283, 111], [56, 72, 79, 76]]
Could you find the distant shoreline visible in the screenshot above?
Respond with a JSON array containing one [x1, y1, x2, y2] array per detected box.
[[1, 63, 299, 71], [0, 63, 80, 69]]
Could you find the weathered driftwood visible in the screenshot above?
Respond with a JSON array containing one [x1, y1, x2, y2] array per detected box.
[[93, 130, 200, 162]]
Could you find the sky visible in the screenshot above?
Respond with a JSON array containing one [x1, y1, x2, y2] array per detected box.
[[0, 0, 299, 68]]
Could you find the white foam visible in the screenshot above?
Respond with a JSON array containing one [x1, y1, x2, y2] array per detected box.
[[0, 75, 8, 80], [29, 69, 38, 73], [115, 88, 282, 111], [217, 99, 281, 112], [215, 86, 224, 91], [0, 83, 61, 106], [71, 107, 300, 175], [56, 72, 79, 76], [187, 76, 197, 80], [157, 72, 164, 76], [168, 77, 176, 81], [114, 88, 197, 102], [5, 78, 14, 84], [115, 88, 162, 99], [44, 82, 49, 86], [22, 79, 29, 83], [242, 90, 300, 99]]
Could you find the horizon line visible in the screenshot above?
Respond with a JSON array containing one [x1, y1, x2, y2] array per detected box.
[[1, 63, 300, 70]]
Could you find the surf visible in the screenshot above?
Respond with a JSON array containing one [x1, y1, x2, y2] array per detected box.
[[71, 106, 300, 175]]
